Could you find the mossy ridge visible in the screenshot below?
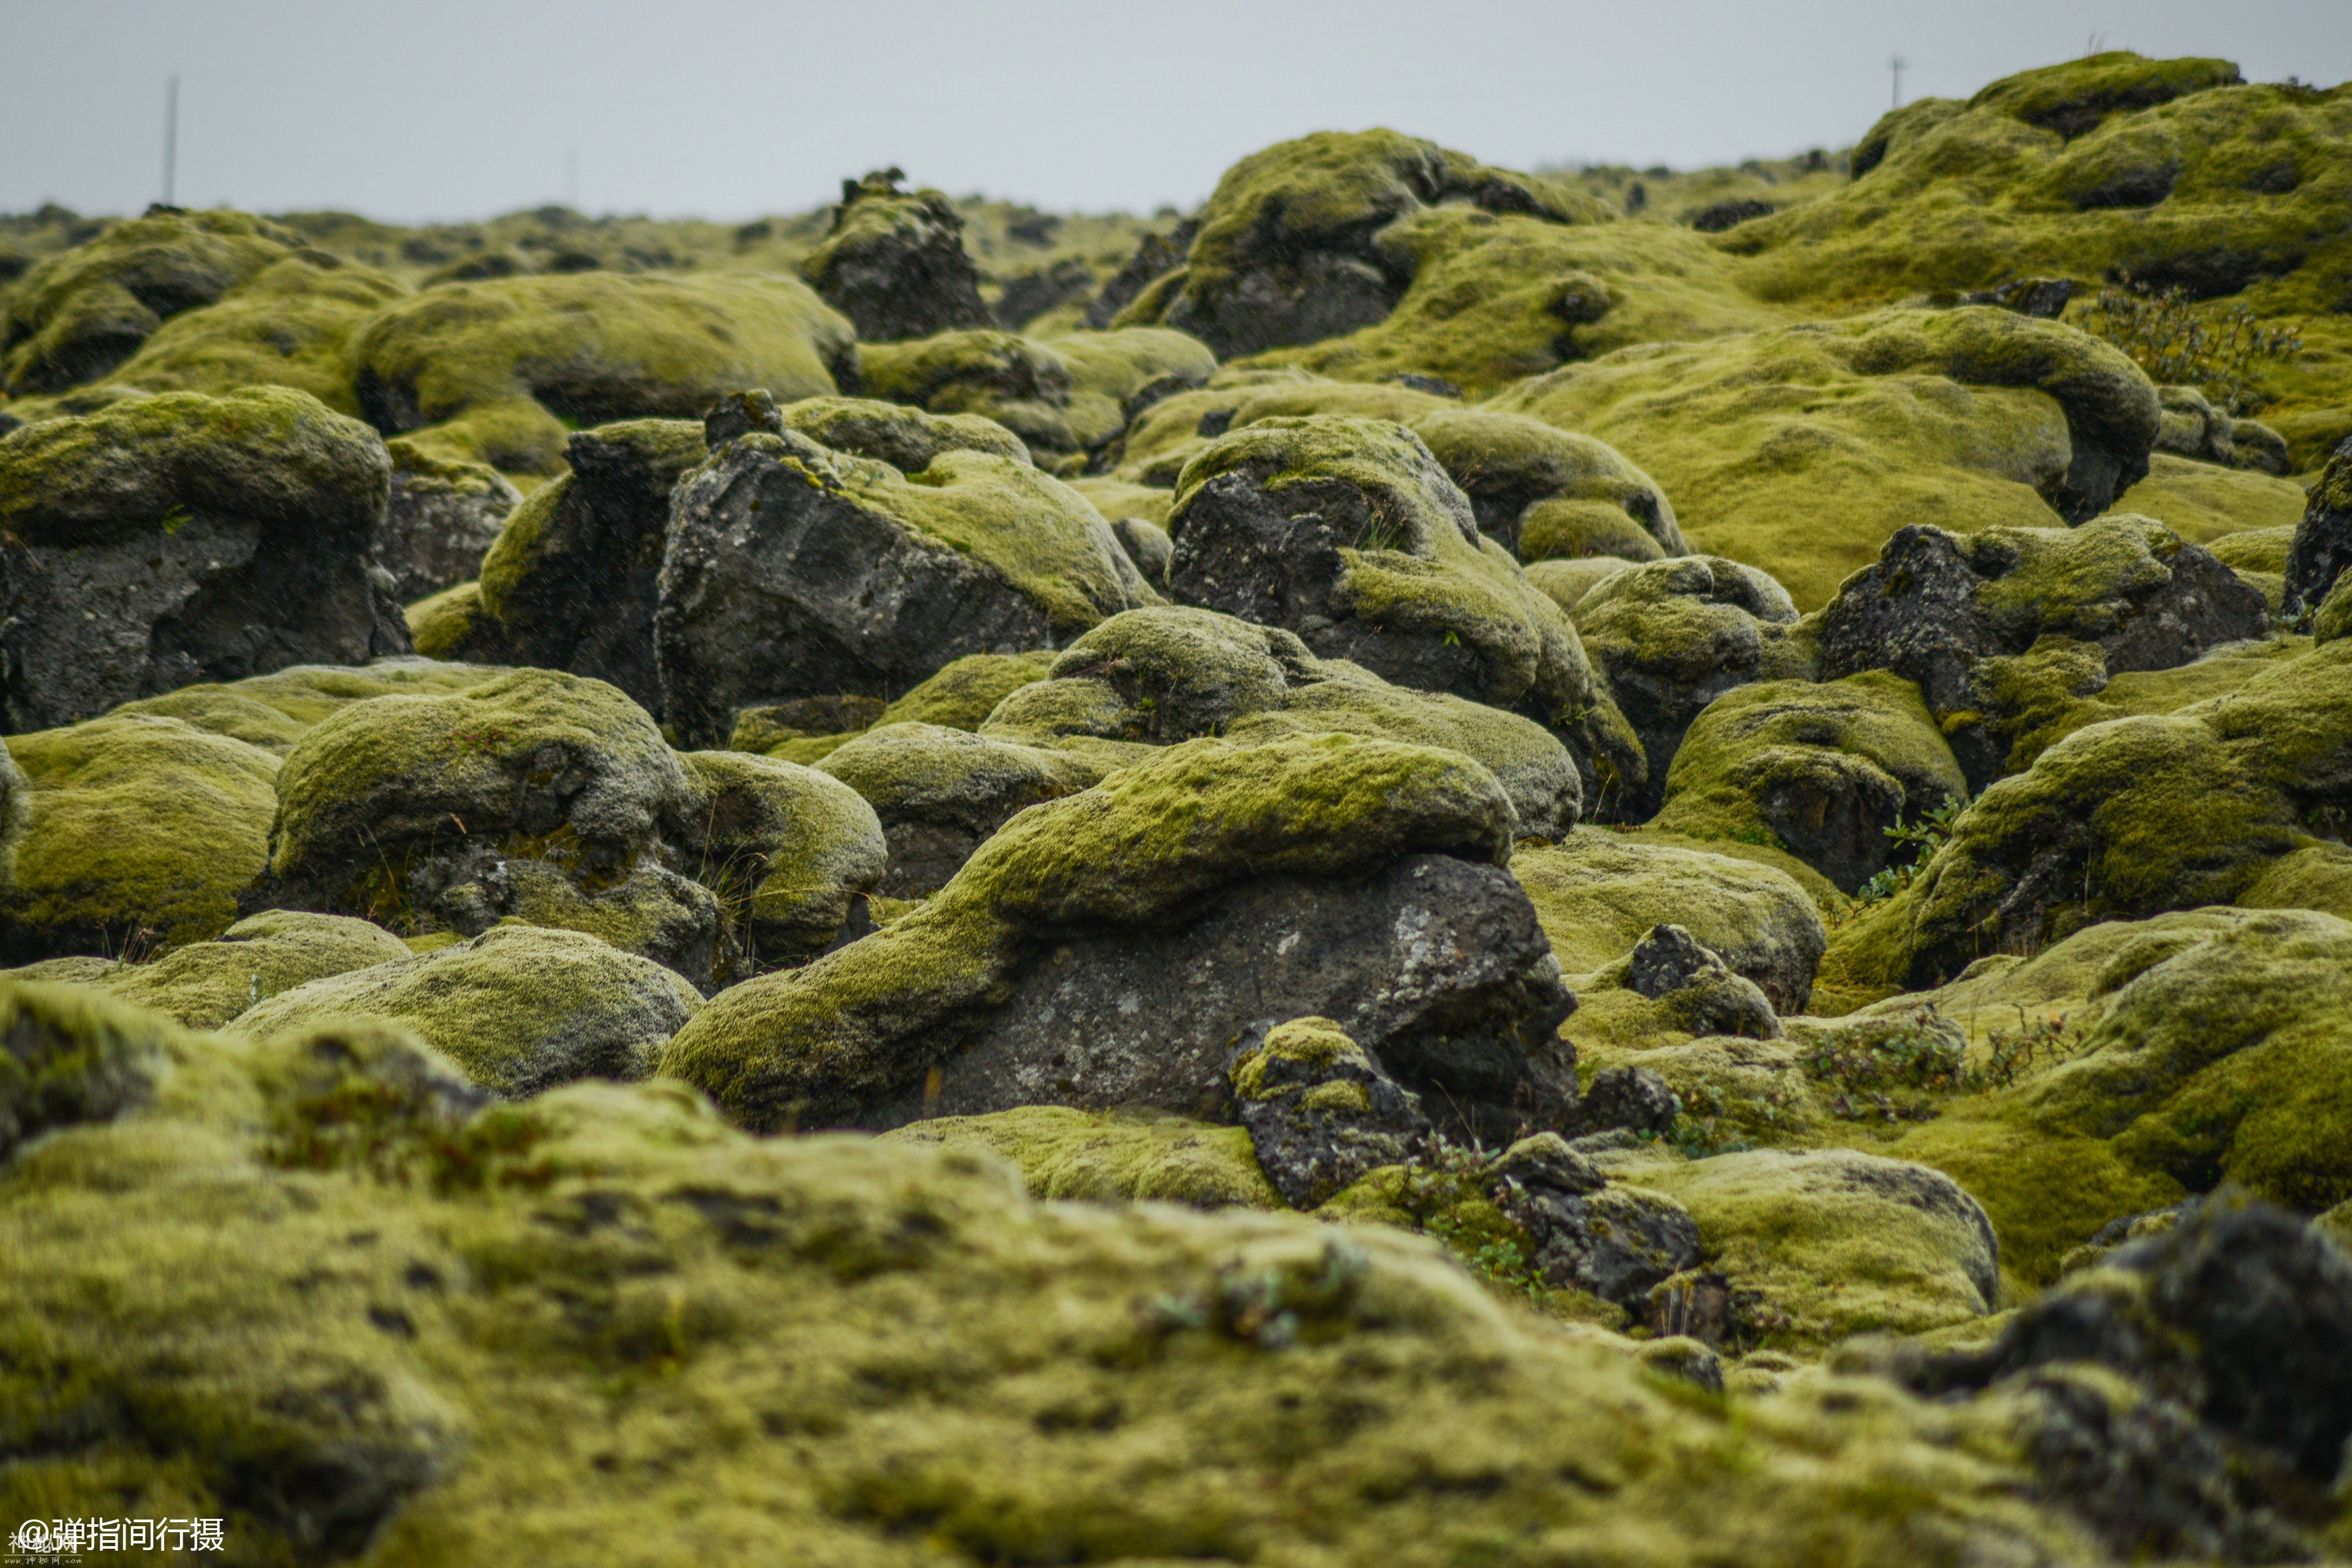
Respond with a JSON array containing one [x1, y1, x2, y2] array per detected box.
[[884, 1105, 1285, 1210], [980, 605, 1585, 839], [1490, 309, 2143, 609], [876, 651, 1057, 730], [0, 1000, 2105, 1565], [658, 734, 1518, 1129], [1968, 633, 2306, 777], [1, 715, 280, 962], [105, 657, 512, 757], [1239, 207, 1791, 398], [347, 270, 854, 477], [1, 208, 305, 396], [0, 383, 388, 549], [100, 909, 412, 1030], [1823, 637, 2352, 990], [857, 326, 1215, 459], [233, 923, 702, 1098]]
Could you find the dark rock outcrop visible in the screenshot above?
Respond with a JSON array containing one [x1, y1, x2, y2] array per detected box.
[[800, 171, 992, 342]]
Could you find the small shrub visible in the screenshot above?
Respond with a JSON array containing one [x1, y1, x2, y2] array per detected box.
[[2073, 277, 2303, 414]]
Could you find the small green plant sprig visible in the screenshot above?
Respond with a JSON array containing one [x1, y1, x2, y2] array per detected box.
[[2074, 277, 2304, 415], [1857, 797, 1967, 903]]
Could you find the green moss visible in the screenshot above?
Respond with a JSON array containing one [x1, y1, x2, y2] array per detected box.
[[235, 923, 700, 1097], [103, 909, 412, 1030], [1837, 635, 2352, 988], [980, 605, 1585, 838], [876, 651, 1056, 730], [0, 977, 188, 1157], [1513, 829, 1825, 1010], [1652, 673, 1968, 892], [1, 208, 303, 395], [1968, 632, 2304, 775], [267, 666, 697, 917], [475, 416, 707, 624], [348, 272, 854, 477], [87, 252, 408, 416], [0, 1017, 2104, 1563], [1491, 307, 2157, 608], [1616, 1146, 2001, 1348], [856, 327, 1213, 457], [111, 657, 509, 745], [1065, 476, 1174, 529], [1524, 556, 1641, 614], [773, 394, 1030, 470], [1, 716, 280, 961], [679, 749, 886, 962], [0, 384, 388, 552], [659, 733, 1516, 1128], [1168, 414, 1642, 803], [406, 580, 516, 663], [1246, 208, 1789, 397], [884, 1105, 1285, 1209]]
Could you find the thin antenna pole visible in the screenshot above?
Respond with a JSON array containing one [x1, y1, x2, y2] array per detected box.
[[1890, 56, 1906, 110], [163, 74, 179, 205]]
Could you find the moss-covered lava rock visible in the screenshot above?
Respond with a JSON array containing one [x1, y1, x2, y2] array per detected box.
[[0, 386, 412, 732]]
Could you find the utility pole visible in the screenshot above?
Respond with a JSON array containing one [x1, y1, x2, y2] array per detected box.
[[1890, 56, 1906, 111], [162, 74, 179, 206]]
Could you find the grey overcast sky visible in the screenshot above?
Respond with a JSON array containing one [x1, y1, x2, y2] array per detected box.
[[2, 0, 2347, 222]]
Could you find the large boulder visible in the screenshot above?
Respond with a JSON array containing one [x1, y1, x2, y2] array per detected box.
[[798, 171, 992, 341], [1492, 307, 2164, 607], [0, 208, 304, 394], [236, 924, 702, 1098], [1820, 516, 2268, 788], [253, 668, 885, 988], [1825, 636, 2352, 989], [654, 422, 1154, 750], [1163, 415, 1642, 809], [0, 982, 2116, 1565], [348, 271, 854, 478], [0, 388, 412, 732], [661, 734, 1579, 1144], [1651, 673, 1970, 894], [1129, 129, 1610, 360], [469, 419, 707, 712], [1569, 554, 1812, 812]]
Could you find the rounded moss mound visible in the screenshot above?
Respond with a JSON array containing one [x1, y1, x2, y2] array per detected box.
[[1571, 554, 1812, 812], [1512, 828, 1826, 1013], [1, 208, 306, 395], [815, 723, 1099, 898], [347, 271, 856, 477], [0, 1018, 2108, 1563], [252, 667, 886, 984], [103, 909, 412, 1030], [884, 1105, 1284, 1210], [980, 604, 1585, 839], [1652, 672, 1968, 894], [234, 923, 701, 1097], [875, 650, 1056, 730], [1620, 1146, 2001, 1348], [1, 715, 281, 962], [1164, 414, 1642, 810], [1492, 306, 2161, 609]]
